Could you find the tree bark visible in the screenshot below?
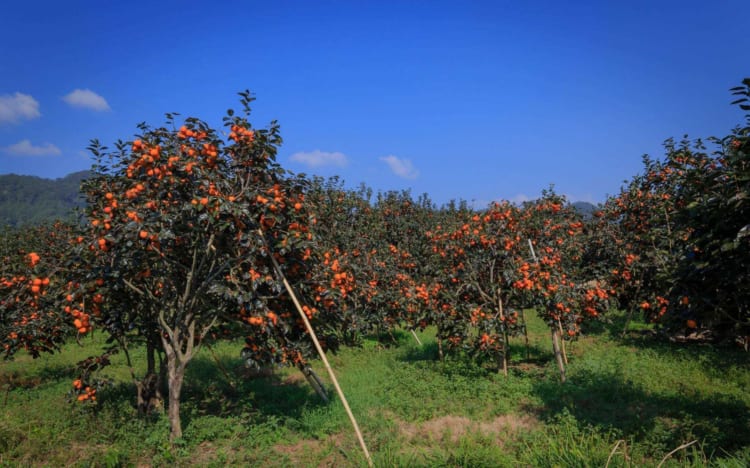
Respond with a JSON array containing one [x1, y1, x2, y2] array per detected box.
[[160, 324, 196, 442], [147, 339, 156, 375], [165, 348, 186, 441], [136, 371, 163, 415]]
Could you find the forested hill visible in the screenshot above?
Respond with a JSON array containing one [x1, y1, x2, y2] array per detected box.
[[0, 171, 89, 226], [571, 201, 598, 219]]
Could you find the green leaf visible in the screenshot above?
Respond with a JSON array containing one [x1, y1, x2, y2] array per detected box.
[[720, 241, 737, 252]]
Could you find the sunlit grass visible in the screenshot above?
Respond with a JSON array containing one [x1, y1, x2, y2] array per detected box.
[[1, 311, 749, 466]]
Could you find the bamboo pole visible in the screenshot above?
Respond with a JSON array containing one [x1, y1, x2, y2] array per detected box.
[[551, 329, 567, 383], [557, 318, 569, 365], [262, 231, 373, 467], [410, 329, 423, 346], [498, 296, 508, 376]]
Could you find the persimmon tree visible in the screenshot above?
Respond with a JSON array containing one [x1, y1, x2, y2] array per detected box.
[[598, 79, 750, 340], [427, 201, 527, 372], [74, 92, 343, 440], [1, 223, 78, 359], [426, 191, 610, 380], [307, 182, 441, 345], [516, 191, 610, 381]]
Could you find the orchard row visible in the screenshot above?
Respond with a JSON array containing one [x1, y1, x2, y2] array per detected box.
[[2, 81, 749, 441]]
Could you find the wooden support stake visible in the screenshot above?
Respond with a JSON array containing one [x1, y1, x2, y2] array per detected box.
[[262, 231, 373, 467], [498, 296, 509, 376], [299, 363, 329, 403], [410, 329, 423, 346], [552, 329, 567, 383], [557, 318, 569, 365]]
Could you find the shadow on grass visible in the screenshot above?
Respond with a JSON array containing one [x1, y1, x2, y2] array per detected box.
[[593, 315, 750, 376], [400, 342, 440, 362], [79, 351, 331, 436], [577, 308, 647, 338], [178, 355, 329, 429], [0, 362, 80, 390], [532, 368, 750, 455], [362, 328, 414, 348], [34, 363, 81, 382]]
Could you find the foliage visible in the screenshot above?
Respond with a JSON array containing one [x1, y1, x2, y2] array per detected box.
[[68, 91, 346, 439], [597, 78, 750, 339], [2, 79, 750, 456], [0, 223, 78, 359]]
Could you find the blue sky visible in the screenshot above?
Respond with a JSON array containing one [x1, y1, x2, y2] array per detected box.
[[0, 1, 748, 206]]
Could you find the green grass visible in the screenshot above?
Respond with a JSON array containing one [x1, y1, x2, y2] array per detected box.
[[1, 312, 749, 466]]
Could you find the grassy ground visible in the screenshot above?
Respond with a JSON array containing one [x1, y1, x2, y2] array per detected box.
[[1, 312, 749, 467]]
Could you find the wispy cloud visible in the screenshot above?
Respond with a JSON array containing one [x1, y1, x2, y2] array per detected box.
[[0, 92, 41, 124], [62, 89, 110, 111], [289, 150, 348, 168], [380, 155, 419, 179], [2, 139, 61, 156]]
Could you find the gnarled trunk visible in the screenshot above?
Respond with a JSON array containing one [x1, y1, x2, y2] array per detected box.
[[136, 340, 163, 415], [160, 325, 197, 442], [166, 354, 186, 441]]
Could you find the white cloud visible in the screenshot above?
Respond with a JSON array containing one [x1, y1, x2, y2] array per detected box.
[[0, 92, 41, 124], [380, 155, 419, 179], [2, 139, 61, 156], [62, 89, 110, 111], [290, 150, 348, 168]]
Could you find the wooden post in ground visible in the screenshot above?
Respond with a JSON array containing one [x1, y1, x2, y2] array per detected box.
[[557, 319, 568, 365], [498, 296, 509, 376], [551, 329, 567, 383], [299, 363, 329, 403], [410, 329, 423, 346]]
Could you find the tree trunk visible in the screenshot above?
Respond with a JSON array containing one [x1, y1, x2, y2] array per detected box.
[[166, 351, 186, 441], [437, 336, 444, 361], [147, 339, 156, 375], [161, 328, 195, 442], [135, 340, 164, 415], [136, 373, 162, 415], [552, 329, 566, 383]]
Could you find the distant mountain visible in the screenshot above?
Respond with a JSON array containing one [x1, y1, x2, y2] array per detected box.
[[0, 171, 90, 226], [571, 201, 598, 219]]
